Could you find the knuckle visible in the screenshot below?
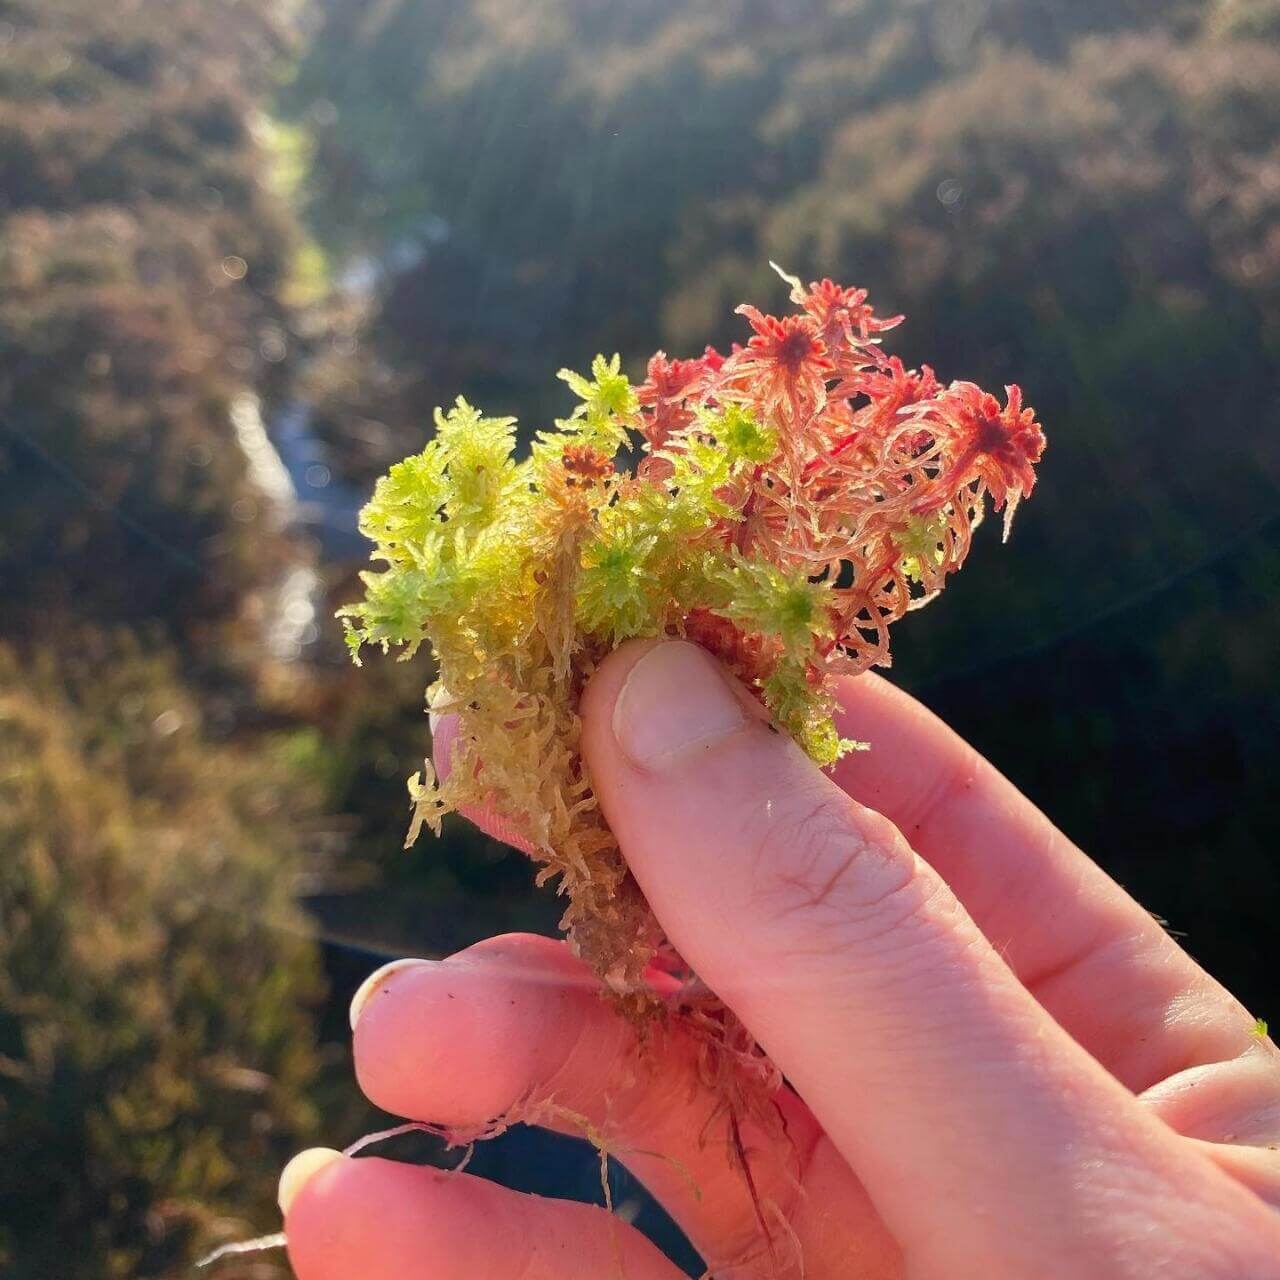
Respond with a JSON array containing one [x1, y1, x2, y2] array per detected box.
[[746, 784, 927, 951], [895, 741, 983, 839]]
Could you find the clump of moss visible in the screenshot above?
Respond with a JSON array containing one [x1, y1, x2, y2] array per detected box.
[[339, 266, 1045, 1012]]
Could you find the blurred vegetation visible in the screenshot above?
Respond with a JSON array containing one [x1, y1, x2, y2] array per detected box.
[[0, 2, 330, 1275], [0, 0, 308, 658], [0, 641, 323, 1277], [2, 0, 1279, 1274]]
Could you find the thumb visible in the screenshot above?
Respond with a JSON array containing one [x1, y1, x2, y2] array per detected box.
[[579, 639, 1275, 1277]]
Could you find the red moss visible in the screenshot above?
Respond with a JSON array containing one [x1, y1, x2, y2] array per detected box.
[[636, 351, 711, 450], [914, 381, 1047, 518]]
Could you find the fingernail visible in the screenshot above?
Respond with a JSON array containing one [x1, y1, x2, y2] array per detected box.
[[278, 1147, 343, 1216], [349, 958, 431, 1030], [613, 641, 748, 769]]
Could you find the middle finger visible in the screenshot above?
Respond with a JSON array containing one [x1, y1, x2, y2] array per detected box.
[[348, 932, 900, 1279]]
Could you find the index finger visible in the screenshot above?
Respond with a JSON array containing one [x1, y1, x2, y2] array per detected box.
[[433, 668, 1258, 1100], [828, 674, 1258, 1092], [578, 640, 1280, 1277]]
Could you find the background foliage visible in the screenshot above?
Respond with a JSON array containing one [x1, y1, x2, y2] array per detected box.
[[0, 641, 322, 1277], [1, 0, 1277, 1274], [0, 2, 329, 1274]]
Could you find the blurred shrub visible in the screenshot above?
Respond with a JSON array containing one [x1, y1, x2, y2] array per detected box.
[[294, 310, 415, 491], [0, 206, 297, 652], [0, 4, 334, 1275], [286, 0, 1237, 395], [1207, 0, 1280, 38], [0, 639, 323, 1278], [0, 0, 301, 660]]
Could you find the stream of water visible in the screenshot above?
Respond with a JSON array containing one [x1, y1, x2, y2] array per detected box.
[[231, 390, 366, 661]]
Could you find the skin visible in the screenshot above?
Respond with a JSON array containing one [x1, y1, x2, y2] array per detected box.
[[281, 639, 1280, 1279]]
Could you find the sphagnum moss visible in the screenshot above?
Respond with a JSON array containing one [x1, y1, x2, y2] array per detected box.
[[338, 261, 1046, 1102]]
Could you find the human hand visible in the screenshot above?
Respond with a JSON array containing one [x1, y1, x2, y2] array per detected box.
[[278, 639, 1280, 1278]]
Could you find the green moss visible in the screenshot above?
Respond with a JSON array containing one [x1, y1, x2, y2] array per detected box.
[[337, 277, 1042, 1001]]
